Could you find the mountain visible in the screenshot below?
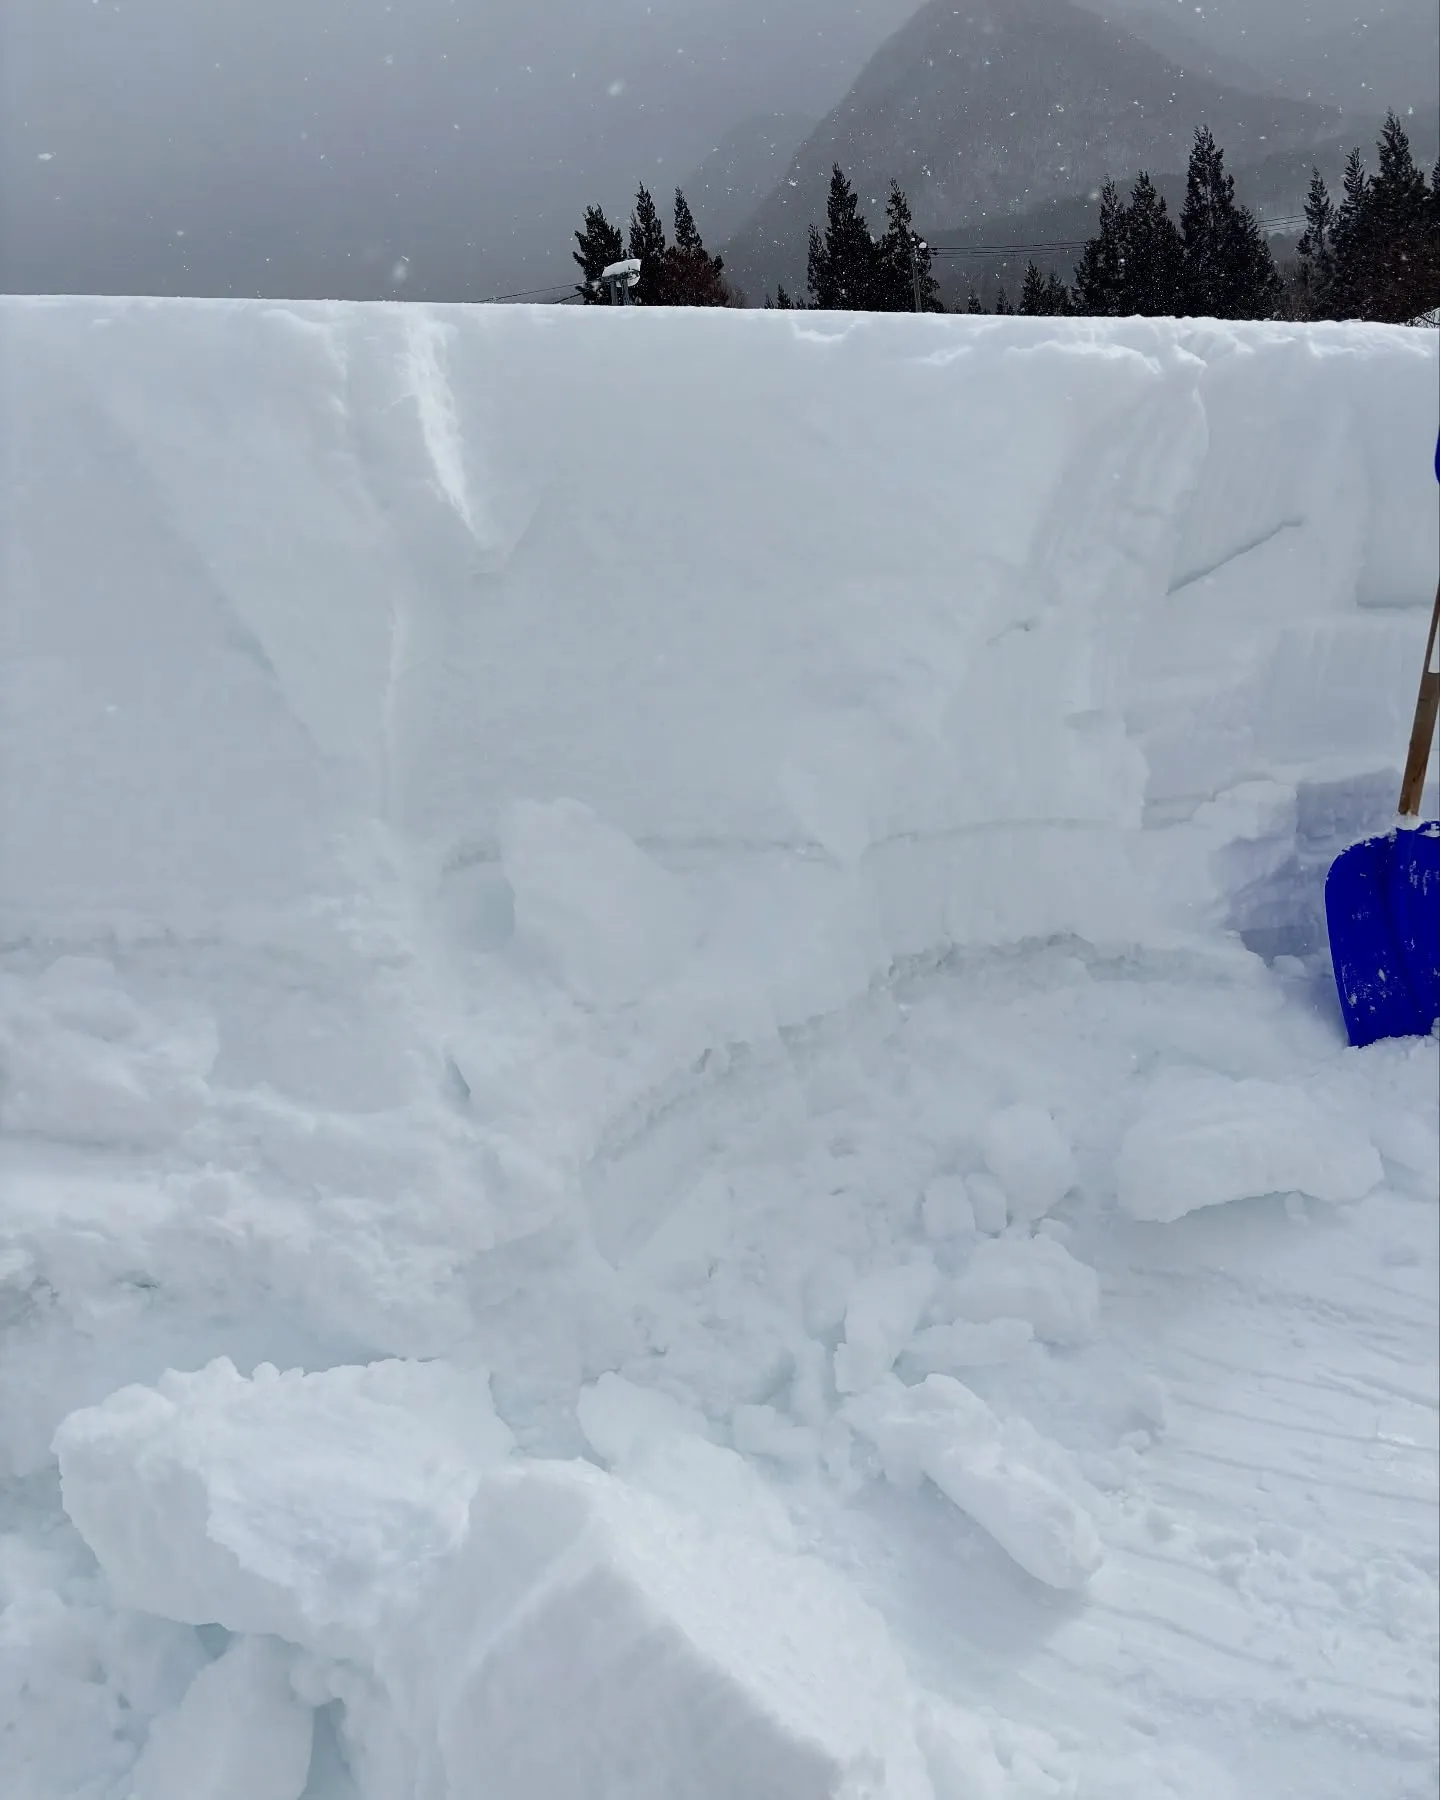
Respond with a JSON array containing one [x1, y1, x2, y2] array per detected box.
[[1247, 0, 1439, 119], [722, 0, 1340, 303], [1087, 4, 1277, 94], [680, 115, 817, 247], [1109, 0, 1440, 122]]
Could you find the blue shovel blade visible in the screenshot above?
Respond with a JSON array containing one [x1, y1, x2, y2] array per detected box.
[[1325, 821, 1440, 1047]]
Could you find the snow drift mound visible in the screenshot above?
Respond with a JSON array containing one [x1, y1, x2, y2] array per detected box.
[[1, 299, 1436, 1800]]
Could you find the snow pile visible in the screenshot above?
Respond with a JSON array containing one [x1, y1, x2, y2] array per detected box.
[[55, 1361, 933, 1800], [2, 298, 1437, 1800]]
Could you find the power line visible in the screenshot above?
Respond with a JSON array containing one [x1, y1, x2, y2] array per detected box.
[[477, 211, 1313, 305], [925, 213, 1309, 262], [479, 280, 583, 303]]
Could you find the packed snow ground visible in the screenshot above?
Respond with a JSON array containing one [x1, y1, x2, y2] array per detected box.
[[1, 298, 1437, 1800]]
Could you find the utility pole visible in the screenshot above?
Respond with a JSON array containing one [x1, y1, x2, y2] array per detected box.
[[909, 233, 928, 313]]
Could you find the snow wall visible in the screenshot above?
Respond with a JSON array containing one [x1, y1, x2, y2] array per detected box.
[[1, 298, 1437, 1800]]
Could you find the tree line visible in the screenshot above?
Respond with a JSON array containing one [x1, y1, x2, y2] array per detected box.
[[572, 111, 1439, 322], [573, 186, 732, 306]]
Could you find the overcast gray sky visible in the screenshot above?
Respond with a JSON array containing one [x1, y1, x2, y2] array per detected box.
[[1, 0, 1395, 301]]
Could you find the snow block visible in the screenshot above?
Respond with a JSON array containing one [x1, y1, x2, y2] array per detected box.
[[377, 1461, 938, 1800], [1117, 1071, 1384, 1223], [949, 1235, 1100, 1348], [834, 1260, 940, 1395], [848, 1377, 1102, 1591], [129, 1636, 313, 1800], [978, 1105, 1077, 1225], [53, 1357, 514, 1656]]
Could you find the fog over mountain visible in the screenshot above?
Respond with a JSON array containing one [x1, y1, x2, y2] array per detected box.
[[722, 0, 1341, 302], [1, 0, 1417, 302]]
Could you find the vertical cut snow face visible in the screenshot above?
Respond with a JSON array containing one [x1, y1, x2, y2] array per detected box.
[[3, 301, 1437, 1800]]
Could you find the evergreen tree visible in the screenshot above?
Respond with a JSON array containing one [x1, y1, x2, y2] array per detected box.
[[628, 185, 671, 305], [1019, 261, 1048, 315], [993, 286, 1014, 315], [1363, 112, 1437, 320], [770, 285, 797, 310], [1326, 148, 1372, 318], [573, 204, 625, 304], [664, 189, 730, 306], [877, 181, 942, 311], [807, 164, 883, 309], [1180, 125, 1281, 318], [1073, 180, 1125, 314], [1120, 171, 1185, 314], [1019, 263, 1072, 316], [965, 288, 985, 314], [1293, 166, 1335, 316]]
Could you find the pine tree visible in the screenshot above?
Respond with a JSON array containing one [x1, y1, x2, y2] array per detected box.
[[1180, 126, 1281, 318], [1120, 172, 1185, 314], [1326, 148, 1372, 318], [994, 286, 1015, 316], [628, 185, 671, 305], [664, 189, 730, 306], [573, 204, 626, 304], [770, 285, 797, 310], [1019, 261, 1048, 314], [965, 288, 984, 314], [1073, 180, 1125, 314], [876, 181, 942, 311], [1293, 167, 1335, 317], [807, 164, 883, 309], [1363, 112, 1437, 321], [1019, 263, 1072, 316]]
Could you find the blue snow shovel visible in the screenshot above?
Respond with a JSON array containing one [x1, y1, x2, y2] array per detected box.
[[1324, 563, 1440, 1049]]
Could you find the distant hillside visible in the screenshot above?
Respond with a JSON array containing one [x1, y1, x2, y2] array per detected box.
[[921, 115, 1440, 307], [680, 115, 817, 247], [1089, 4, 1277, 94], [1247, 0, 1439, 119], [722, 0, 1340, 302]]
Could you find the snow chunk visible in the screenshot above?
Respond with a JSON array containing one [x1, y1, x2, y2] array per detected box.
[[979, 1104, 1077, 1225], [130, 1636, 313, 1800], [920, 1175, 977, 1242], [950, 1235, 1100, 1347], [576, 1370, 712, 1467], [1117, 1071, 1384, 1223], [848, 1377, 1102, 1590], [381, 1460, 936, 1800], [965, 1173, 1009, 1236], [834, 1259, 939, 1395], [903, 1317, 1035, 1374], [53, 1357, 513, 1656], [499, 797, 699, 1006]]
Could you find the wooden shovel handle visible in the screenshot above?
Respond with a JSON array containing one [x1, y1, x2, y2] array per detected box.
[[1398, 578, 1440, 817]]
